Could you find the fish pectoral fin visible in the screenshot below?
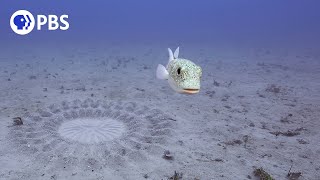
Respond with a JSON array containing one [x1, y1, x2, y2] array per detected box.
[[168, 48, 174, 63], [156, 64, 169, 80], [174, 47, 180, 59]]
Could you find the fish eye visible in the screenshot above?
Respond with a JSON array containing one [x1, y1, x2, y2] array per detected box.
[[177, 67, 181, 75]]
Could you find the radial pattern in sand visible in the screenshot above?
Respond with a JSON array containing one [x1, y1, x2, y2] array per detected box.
[[7, 98, 176, 172], [58, 118, 125, 144]]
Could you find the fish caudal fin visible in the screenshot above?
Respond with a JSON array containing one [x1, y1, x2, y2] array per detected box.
[[156, 64, 169, 80], [168, 48, 174, 63], [174, 47, 179, 59]]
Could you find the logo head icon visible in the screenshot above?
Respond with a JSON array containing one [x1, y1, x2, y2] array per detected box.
[[10, 10, 35, 35]]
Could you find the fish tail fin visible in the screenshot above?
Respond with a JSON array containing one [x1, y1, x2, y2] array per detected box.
[[156, 64, 169, 80], [174, 47, 180, 59]]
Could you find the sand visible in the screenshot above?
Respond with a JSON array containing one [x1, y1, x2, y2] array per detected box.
[[0, 42, 319, 179]]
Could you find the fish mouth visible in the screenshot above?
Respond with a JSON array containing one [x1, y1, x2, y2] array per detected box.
[[182, 89, 200, 94]]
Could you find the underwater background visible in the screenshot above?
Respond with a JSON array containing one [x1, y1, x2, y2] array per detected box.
[[1, 0, 320, 46], [0, 1, 320, 179]]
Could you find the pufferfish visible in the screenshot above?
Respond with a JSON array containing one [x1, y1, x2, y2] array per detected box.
[[156, 47, 202, 94]]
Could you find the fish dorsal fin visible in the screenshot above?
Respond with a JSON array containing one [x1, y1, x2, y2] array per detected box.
[[168, 48, 174, 63], [174, 47, 180, 59]]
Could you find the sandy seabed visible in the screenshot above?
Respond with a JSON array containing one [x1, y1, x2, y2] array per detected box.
[[0, 42, 319, 179]]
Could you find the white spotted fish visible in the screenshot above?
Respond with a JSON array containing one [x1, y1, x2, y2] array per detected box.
[[156, 47, 202, 94]]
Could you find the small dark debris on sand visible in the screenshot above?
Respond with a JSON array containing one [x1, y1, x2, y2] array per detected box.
[[221, 95, 230, 101], [212, 109, 219, 113], [253, 167, 274, 180], [261, 122, 268, 130], [227, 81, 233, 87], [13, 117, 23, 126], [163, 150, 173, 160], [280, 113, 293, 123], [29, 75, 37, 80], [296, 139, 309, 144], [270, 131, 299, 137], [260, 154, 272, 158], [169, 171, 183, 180], [266, 84, 281, 94], [270, 127, 305, 137], [257, 93, 266, 98], [205, 90, 215, 98], [224, 139, 243, 146], [249, 122, 255, 127], [167, 117, 177, 121], [287, 164, 302, 180], [213, 80, 220, 87], [214, 158, 223, 162], [242, 135, 249, 148], [135, 88, 145, 92], [287, 172, 302, 180], [50, 174, 57, 180]]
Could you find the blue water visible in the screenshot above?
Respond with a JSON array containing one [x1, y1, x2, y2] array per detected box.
[[1, 0, 320, 47]]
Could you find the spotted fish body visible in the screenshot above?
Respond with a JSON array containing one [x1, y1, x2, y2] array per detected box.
[[156, 47, 202, 94]]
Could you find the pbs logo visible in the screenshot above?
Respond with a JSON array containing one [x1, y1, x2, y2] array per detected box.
[[10, 10, 35, 35], [10, 10, 69, 35]]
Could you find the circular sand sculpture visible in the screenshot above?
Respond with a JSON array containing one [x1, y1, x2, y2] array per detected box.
[[7, 99, 176, 171]]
